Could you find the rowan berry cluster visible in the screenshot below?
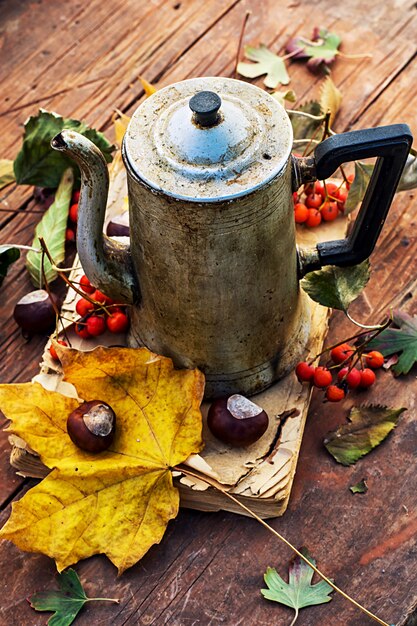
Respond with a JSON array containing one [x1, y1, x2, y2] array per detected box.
[[49, 275, 130, 361], [293, 175, 354, 227], [295, 341, 384, 402], [65, 189, 80, 242]]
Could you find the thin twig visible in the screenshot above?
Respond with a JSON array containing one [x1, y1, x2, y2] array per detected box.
[[287, 110, 325, 121], [174, 466, 390, 626], [234, 11, 251, 78], [346, 311, 386, 330], [39, 242, 70, 343], [38, 237, 111, 314]]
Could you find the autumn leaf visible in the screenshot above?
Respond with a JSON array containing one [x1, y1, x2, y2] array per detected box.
[[398, 149, 417, 191], [112, 110, 131, 146], [344, 161, 374, 215], [286, 28, 341, 74], [319, 77, 342, 126], [26, 168, 74, 287], [0, 347, 204, 574], [272, 89, 296, 107], [324, 405, 406, 466], [301, 260, 370, 312], [237, 44, 290, 88], [139, 76, 157, 97], [289, 100, 323, 142], [29, 568, 119, 626], [368, 310, 417, 375], [0, 159, 15, 191], [13, 109, 114, 189], [261, 547, 333, 624], [350, 478, 368, 494]]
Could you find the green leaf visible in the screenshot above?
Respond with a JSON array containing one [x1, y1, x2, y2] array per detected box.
[[237, 44, 290, 88], [350, 478, 368, 494], [290, 100, 323, 141], [29, 568, 118, 626], [0, 245, 20, 287], [261, 547, 333, 623], [302, 29, 341, 61], [301, 260, 370, 312], [14, 109, 114, 189], [286, 28, 341, 74], [344, 161, 374, 215], [368, 310, 417, 375], [324, 405, 406, 466], [398, 148, 417, 191], [0, 159, 15, 191], [26, 168, 73, 287]]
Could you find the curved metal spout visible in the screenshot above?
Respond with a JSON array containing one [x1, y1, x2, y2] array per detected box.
[[51, 130, 138, 304]]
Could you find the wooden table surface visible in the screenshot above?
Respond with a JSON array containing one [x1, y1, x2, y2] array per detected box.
[[1, 1, 417, 625]]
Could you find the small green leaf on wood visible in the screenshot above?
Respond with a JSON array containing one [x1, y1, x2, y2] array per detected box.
[[0, 159, 15, 191], [324, 405, 406, 466], [319, 77, 342, 126], [0, 245, 20, 287], [350, 478, 368, 494], [301, 260, 370, 312], [344, 161, 374, 214], [14, 109, 115, 189], [261, 547, 333, 624], [29, 568, 119, 626], [286, 28, 341, 74], [26, 168, 73, 287], [290, 100, 323, 141], [398, 148, 417, 191], [368, 310, 417, 375], [237, 44, 290, 88]]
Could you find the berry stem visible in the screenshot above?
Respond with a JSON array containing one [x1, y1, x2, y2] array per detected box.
[[321, 110, 332, 141], [174, 465, 390, 626], [38, 237, 112, 315], [39, 245, 71, 344], [307, 318, 391, 365]]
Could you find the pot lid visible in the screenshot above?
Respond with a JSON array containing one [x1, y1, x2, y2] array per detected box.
[[124, 77, 293, 203]]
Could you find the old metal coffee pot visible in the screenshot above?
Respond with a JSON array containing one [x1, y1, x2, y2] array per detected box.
[[52, 77, 412, 397]]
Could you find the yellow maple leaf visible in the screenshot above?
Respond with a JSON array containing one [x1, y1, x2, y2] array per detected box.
[[0, 347, 204, 574]]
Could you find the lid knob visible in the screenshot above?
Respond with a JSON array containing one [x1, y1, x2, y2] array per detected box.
[[189, 91, 222, 127]]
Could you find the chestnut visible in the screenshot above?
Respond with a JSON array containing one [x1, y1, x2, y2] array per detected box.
[[106, 212, 130, 237], [207, 394, 269, 447], [67, 400, 116, 453], [13, 289, 60, 335]]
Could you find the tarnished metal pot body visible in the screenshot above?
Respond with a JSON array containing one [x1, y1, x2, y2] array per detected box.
[[51, 76, 413, 398], [124, 156, 310, 397]]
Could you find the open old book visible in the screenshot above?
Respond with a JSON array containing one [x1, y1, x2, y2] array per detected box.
[[8, 159, 347, 519]]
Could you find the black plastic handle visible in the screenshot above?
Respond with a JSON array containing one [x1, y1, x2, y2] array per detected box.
[[312, 124, 412, 268]]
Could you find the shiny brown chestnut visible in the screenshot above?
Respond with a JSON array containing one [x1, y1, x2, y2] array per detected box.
[[67, 400, 116, 452], [207, 394, 269, 447], [106, 212, 130, 237], [13, 289, 60, 335]]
